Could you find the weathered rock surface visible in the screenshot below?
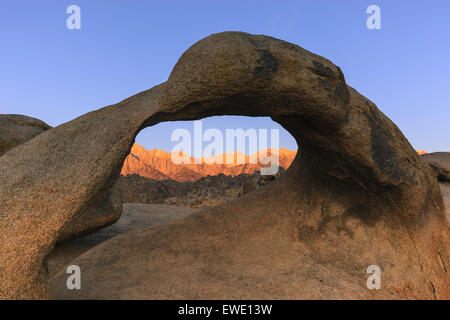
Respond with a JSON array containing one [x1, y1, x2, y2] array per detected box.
[[440, 183, 450, 224], [1, 32, 448, 299], [57, 181, 123, 242], [421, 153, 450, 224], [0, 114, 51, 156], [0, 114, 123, 244], [47, 204, 199, 276], [421, 152, 450, 182]]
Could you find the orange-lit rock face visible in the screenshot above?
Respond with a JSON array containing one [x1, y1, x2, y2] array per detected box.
[[121, 143, 296, 182]]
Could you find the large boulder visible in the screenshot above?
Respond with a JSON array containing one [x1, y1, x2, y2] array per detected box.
[[0, 114, 123, 244], [0, 32, 448, 299], [421, 152, 450, 182], [420, 152, 450, 223], [0, 114, 51, 156]]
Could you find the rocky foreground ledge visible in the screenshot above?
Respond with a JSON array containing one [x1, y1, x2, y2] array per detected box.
[[0, 32, 448, 299]]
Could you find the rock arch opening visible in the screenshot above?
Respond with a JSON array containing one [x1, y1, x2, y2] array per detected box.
[[120, 115, 298, 207]]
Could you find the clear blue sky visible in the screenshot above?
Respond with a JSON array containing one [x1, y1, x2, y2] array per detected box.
[[1, 1, 449, 153]]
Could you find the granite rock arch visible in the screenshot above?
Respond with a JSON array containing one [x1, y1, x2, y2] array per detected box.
[[0, 32, 448, 299]]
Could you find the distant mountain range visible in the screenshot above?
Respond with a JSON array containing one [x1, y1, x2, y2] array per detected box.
[[121, 143, 297, 182], [121, 144, 439, 182]]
